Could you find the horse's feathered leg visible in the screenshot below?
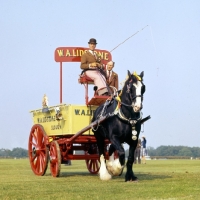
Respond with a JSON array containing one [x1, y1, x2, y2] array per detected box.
[[93, 128, 111, 180], [99, 154, 112, 181], [93, 127, 105, 157], [125, 144, 138, 182], [106, 139, 125, 176], [111, 139, 125, 166]]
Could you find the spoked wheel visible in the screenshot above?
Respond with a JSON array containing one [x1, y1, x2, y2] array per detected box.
[[49, 141, 61, 177], [85, 158, 100, 174], [28, 124, 48, 176], [85, 144, 100, 174]]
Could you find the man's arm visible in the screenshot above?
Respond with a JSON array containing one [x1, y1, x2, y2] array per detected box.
[[80, 53, 89, 69], [80, 53, 98, 69]]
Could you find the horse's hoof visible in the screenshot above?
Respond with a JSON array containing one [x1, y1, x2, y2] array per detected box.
[[125, 178, 138, 182]]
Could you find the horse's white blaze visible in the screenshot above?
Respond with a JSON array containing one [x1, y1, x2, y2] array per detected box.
[[133, 81, 142, 112], [99, 154, 112, 181]]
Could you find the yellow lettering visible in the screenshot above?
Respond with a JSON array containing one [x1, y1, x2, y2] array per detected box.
[[79, 50, 84, 56], [98, 51, 104, 59], [72, 49, 76, 56], [76, 49, 79, 56], [57, 50, 64, 57], [66, 50, 71, 56], [104, 53, 109, 60]]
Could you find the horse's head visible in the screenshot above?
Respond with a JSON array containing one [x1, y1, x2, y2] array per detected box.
[[122, 70, 145, 112]]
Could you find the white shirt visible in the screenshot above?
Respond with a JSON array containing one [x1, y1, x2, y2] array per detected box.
[[107, 70, 112, 80], [88, 50, 96, 57]]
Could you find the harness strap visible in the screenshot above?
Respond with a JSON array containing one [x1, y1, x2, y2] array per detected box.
[[117, 109, 142, 125], [115, 95, 142, 107], [114, 96, 142, 125]]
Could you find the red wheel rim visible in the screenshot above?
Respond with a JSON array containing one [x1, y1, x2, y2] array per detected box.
[[49, 141, 61, 177], [85, 144, 100, 174], [85, 158, 100, 174], [28, 124, 48, 176]]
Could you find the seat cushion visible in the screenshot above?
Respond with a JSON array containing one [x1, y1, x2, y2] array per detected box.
[[78, 74, 94, 84]]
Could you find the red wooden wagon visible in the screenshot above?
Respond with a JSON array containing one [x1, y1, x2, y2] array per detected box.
[[28, 47, 113, 177]]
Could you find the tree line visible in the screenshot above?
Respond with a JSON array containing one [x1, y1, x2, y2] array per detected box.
[[1, 145, 200, 158], [147, 145, 200, 158], [0, 148, 28, 158], [124, 145, 200, 158]]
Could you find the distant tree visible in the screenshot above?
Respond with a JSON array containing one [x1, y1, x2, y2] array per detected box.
[[0, 149, 11, 157], [178, 147, 193, 157], [191, 147, 200, 157], [0, 148, 28, 158], [11, 148, 28, 158], [147, 146, 156, 156]]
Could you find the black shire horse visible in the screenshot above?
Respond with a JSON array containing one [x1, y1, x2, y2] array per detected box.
[[92, 70, 145, 181]]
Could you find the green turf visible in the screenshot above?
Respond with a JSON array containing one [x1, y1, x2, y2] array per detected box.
[[0, 159, 199, 200]]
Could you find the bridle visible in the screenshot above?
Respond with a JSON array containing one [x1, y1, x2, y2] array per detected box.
[[114, 77, 144, 125], [116, 79, 144, 108], [119, 95, 142, 107]]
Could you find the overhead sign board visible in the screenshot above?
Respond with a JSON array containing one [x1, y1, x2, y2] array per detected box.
[[55, 47, 112, 64]]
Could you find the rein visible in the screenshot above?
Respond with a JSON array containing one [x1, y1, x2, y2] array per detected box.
[[114, 97, 143, 125]]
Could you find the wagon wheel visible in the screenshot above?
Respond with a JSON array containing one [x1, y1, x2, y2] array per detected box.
[[85, 144, 100, 174], [85, 157, 100, 174], [49, 141, 61, 177], [28, 124, 48, 176]]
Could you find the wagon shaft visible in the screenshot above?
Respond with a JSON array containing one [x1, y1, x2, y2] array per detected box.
[[140, 115, 151, 124], [69, 115, 108, 143]]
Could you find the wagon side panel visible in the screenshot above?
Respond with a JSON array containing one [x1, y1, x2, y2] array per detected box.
[[68, 105, 97, 135], [31, 104, 97, 136]]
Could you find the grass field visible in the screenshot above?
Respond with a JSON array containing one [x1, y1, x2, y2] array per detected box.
[[0, 159, 200, 200]]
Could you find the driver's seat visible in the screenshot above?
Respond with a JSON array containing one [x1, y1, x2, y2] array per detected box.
[[78, 74, 94, 85], [78, 72, 110, 106]]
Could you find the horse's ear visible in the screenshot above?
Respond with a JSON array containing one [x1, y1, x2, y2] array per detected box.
[[140, 71, 144, 78], [128, 70, 131, 77]]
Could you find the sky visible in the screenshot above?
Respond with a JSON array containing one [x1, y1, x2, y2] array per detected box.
[[0, 0, 200, 150]]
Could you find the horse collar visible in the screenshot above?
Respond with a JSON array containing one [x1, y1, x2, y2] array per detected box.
[[117, 108, 142, 126]]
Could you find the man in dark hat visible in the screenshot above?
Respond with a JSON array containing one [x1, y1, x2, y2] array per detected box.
[[80, 38, 108, 95]]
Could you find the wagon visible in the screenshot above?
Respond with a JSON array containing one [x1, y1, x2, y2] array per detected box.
[[28, 47, 113, 177]]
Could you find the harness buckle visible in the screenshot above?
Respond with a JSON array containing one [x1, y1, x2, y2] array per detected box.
[[129, 120, 137, 125]]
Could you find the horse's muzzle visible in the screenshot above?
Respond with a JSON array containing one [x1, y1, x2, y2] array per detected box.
[[133, 103, 142, 112]]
